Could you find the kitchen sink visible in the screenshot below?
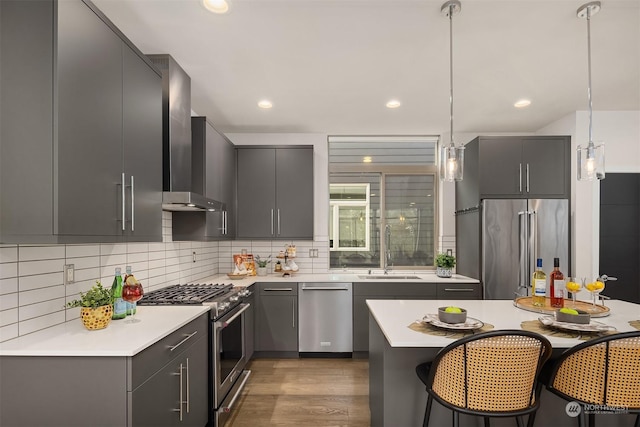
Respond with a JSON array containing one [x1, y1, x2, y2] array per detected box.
[[358, 275, 422, 280]]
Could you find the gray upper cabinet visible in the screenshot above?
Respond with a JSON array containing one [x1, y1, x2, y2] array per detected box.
[[236, 147, 314, 239], [462, 136, 570, 203], [0, 0, 162, 243], [173, 117, 236, 241]]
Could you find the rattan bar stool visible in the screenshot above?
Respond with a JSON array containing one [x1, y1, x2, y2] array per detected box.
[[543, 330, 640, 427], [415, 330, 552, 427]]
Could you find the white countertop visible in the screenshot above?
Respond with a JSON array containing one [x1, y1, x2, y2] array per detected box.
[[199, 271, 479, 287], [0, 305, 210, 357], [367, 299, 640, 349]]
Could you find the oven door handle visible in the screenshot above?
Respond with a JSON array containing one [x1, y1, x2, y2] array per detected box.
[[216, 303, 250, 329]]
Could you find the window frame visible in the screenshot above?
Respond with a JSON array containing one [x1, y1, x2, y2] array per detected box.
[[329, 183, 371, 252]]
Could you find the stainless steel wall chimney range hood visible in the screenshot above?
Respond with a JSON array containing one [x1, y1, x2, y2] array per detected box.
[[147, 54, 224, 212]]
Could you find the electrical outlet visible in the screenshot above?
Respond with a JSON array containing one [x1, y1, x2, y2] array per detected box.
[[309, 249, 319, 258], [64, 264, 75, 284], [192, 251, 197, 263]]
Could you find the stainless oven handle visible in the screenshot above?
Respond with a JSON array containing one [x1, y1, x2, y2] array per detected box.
[[168, 331, 198, 352], [222, 370, 251, 413], [218, 303, 250, 328], [301, 286, 349, 291]]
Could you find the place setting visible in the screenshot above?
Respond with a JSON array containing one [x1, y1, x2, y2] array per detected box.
[[520, 306, 617, 340], [409, 306, 494, 338]]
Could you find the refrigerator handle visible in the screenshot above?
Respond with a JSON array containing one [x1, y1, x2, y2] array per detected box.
[[518, 211, 528, 295], [528, 210, 537, 289]]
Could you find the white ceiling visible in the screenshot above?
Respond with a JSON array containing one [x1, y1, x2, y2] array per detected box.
[[93, 0, 640, 136]]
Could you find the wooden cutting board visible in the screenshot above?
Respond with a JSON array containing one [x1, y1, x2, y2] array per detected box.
[[514, 296, 610, 317]]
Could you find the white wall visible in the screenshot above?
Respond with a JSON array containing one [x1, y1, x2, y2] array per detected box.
[[537, 110, 640, 281]]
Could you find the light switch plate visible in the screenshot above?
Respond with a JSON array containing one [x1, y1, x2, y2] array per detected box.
[[64, 264, 75, 284]]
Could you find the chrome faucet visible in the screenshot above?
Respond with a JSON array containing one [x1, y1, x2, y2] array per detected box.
[[384, 224, 392, 274]]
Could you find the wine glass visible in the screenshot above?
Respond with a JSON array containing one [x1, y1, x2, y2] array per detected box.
[[122, 280, 144, 323], [585, 279, 605, 309], [565, 277, 583, 308]]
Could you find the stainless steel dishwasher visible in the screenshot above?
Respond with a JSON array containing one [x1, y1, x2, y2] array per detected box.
[[298, 282, 353, 354]]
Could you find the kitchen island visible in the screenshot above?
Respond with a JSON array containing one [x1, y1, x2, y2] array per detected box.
[[367, 299, 639, 427]]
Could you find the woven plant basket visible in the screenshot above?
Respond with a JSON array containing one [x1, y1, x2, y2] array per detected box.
[[437, 267, 453, 278], [80, 305, 113, 330]]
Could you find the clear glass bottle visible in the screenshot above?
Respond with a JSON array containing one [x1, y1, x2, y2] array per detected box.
[[532, 258, 546, 307], [123, 265, 137, 315], [549, 257, 565, 308], [111, 267, 127, 319]]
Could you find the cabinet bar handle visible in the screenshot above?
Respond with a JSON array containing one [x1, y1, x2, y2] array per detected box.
[[277, 209, 281, 235], [121, 173, 126, 231], [292, 299, 295, 328], [263, 288, 293, 292], [518, 163, 522, 193], [301, 286, 349, 291], [525, 163, 530, 193], [271, 209, 274, 236], [443, 288, 474, 292], [223, 211, 227, 235], [130, 175, 135, 231], [186, 358, 190, 413], [171, 363, 184, 421], [168, 331, 198, 352]]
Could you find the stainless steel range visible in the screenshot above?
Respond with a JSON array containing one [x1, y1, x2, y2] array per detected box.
[[139, 283, 251, 427]]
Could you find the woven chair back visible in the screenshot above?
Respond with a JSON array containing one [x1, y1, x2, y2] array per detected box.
[[551, 333, 640, 409], [431, 332, 549, 412]]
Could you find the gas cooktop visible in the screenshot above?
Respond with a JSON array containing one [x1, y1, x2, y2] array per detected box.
[[138, 283, 234, 305]]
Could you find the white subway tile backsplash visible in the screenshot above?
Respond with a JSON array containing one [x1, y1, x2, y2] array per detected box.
[[0, 246, 18, 263], [18, 259, 64, 276], [19, 311, 65, 336], [100, 243, 128, 256], [20, 285, 65, 306], [0, 293, 18, 311], [0, 263, 17, 280], [0, 308, 18, 327], [0, 278, 18, 296], [100, 253, 127, 268], [65, 255, 100, 270], [127, 243, 149, 254], [18, 245, 65, 262], [18, 272, 63, 292], [73, 267, 101, 283], [66, 244, 100, 258], [0, 323, 18, 341], [18, 298, 65, 322]]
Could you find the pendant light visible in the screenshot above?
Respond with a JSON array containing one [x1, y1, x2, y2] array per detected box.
[[439, 0, 464, 182], [577, 1, 605, 181]]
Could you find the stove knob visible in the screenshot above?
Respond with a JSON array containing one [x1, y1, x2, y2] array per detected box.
[[219, 302, 230, 311], [230, 295, 239, 302], [239, 289, 250, 297]]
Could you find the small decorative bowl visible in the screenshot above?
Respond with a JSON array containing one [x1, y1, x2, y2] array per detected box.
[[227, 273, 248, 279], [438, 306, 467, 324], [555, 309, 591, 324]]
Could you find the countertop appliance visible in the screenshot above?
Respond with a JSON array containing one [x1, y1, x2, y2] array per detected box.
[[139, 283, 251, 427], [457, 199, 569, 300], [298, 282, 353, 354]]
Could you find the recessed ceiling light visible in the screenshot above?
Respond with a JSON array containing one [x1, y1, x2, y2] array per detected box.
[[363, 156, 372, 163], [258, 100, 273, 109], [514, 99, 531, 108], [203, 0, 229, 14], [386, 100, 401, 109]]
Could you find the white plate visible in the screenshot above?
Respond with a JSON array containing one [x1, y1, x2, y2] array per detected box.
[[538, 315, 616, 332], [422, 314, 484, 330]]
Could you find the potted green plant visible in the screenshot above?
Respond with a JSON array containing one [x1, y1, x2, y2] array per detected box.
[[255, 254, 272, 276], [435, 252, 456, 278], [66, 281, 114, 330]]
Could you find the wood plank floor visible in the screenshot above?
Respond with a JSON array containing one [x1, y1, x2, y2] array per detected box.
[[226, 358, 371, 426]]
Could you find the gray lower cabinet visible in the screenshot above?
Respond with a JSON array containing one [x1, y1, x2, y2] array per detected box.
[[255, 282, 298, 353], [132, 330, 208, 427], [0, 0, 162, 243], [236, 147, 314, 239], [173, 117, 236, 241], [353, 282, 437, 353], [0, 313, 209, 427]]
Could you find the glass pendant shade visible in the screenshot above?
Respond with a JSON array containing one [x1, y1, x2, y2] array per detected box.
[[440, 143, 464, 182], [577, 142, 605, 181]]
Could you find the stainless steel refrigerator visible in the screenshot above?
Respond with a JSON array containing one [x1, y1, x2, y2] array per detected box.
[[480, 199, 569, 299]]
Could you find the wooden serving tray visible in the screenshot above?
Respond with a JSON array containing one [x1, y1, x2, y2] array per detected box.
[[514, 296, 610, 318]]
